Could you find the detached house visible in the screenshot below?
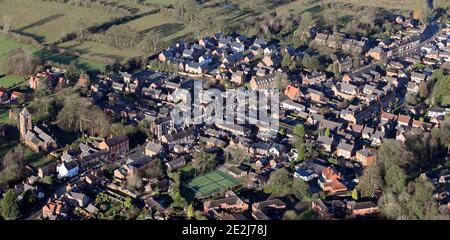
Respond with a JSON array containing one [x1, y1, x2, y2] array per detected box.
[[42, 198, 68, 220], [318, 167, 347, 194], [284, 85, 301, 100]]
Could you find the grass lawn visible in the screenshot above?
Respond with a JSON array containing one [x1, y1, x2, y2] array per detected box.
[[0, 141, 19, 160], [184, 170, 241, 199], [0, 0, 127, 43], [0, 108, 10, 125], [0, 75, 26, 89], [31, 156, 56, 169]]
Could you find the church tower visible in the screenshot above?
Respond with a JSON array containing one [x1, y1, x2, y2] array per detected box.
[[19, 108, 32, 140]]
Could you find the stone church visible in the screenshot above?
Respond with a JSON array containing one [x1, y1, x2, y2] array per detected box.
[[19, 108, 57, 152]]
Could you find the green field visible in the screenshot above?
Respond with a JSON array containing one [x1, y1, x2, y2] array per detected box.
[[0, 35, 105, 73], [0, 37, 23, 56], [319, 0, 427, 10], [276, 0, 427, 13], [35, 49, 106, 72], [0, 0, 431, 70], [143, 0, 178, 5], [0, 37, 34, 74], [0, 76, 26, 89], [0, 0, 126, 43], [185, 170, 241, 199], [58, 40, 144, 63]]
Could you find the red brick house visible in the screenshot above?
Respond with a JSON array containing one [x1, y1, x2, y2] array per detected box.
[[318, 167, 347, 194], [99, 135, 129, 156], [203, 192, 248, 213], [347, 201, 380, 216]]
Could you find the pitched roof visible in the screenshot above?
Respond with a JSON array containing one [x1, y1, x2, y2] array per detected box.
[[105, 135, 129, 147], [64, 160, 79, 171], [21, 108, 31, 116], [145, 142, 163, 154], [337, 141, 354, 152], [317, 136, 333, 146], [284, 85, 300, 99]]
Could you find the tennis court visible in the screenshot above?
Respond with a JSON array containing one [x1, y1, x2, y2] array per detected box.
[[184, 170, 241, 198]]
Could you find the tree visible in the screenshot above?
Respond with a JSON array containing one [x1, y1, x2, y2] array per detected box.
[[74, 18, 90, 40], [2, 15, 14, 32], [377, 140, 416, 174], [282, 210, 301, 220], [65, 61, 81, 85], [264, 168, 292, 196], [301, 55, 321, 70], [193, 149, 217, 174], [378, 190, 404, 220], [225, 146, 247, 165], [1, 190, 20, 220], [384, 164, 407, 194], [123, 197, 133, 209], [187, 203, 194, 220], [324, 128, 331, 137], [56, 93, 110, 137], [22, 190, 37, 206], [127, 171, 143, 191], [297, 144, 306, 162], [35, 77, 52, 98], [140, 31, 162, 53], [2, 48, 42, 76], [291, 178, 310, 200], [0, 145, 27, 184], [432, 75, 450, 107], [281, 52, 293, 69], [41, 176, 54, 185], [418, 82, 429, 99], [352, 188, 359, 200], [78, 71, 91, 87], [406, 93, 418, 106], [194, 210, 207, 220], [410, 178, 440, 220], [274, 73, 288, 90], [357, 162, 381, 197], [293, 124, 305, 148], [170, 187, 187, 209], [142, 159, 163, 179]]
